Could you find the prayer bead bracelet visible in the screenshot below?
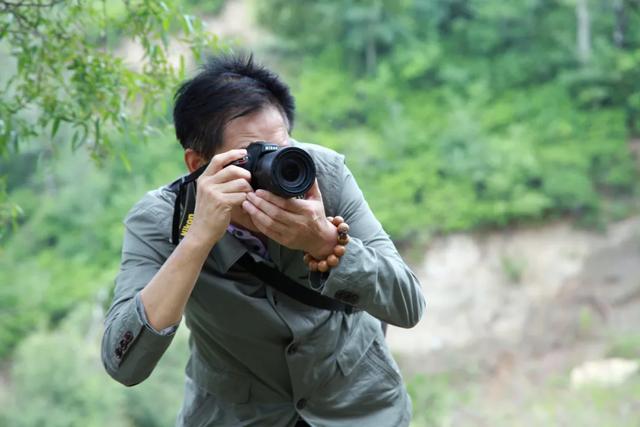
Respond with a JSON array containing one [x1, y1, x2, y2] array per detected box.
[[303, 216, 350, 272]]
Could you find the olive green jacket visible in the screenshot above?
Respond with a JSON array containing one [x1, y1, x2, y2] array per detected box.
[[101, 141, 426, 427]]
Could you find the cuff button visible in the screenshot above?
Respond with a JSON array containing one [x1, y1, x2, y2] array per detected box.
[[296, 398, 307, 410]]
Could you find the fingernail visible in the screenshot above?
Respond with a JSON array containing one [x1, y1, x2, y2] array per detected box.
[[255, 190, 264, 197]]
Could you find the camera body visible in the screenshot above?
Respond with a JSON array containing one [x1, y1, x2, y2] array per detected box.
[[230, 141, 316, 198]]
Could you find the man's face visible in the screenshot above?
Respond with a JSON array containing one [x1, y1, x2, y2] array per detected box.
[[218, 105, 290, 233]]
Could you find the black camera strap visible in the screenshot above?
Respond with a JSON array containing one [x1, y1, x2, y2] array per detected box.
[[236, 254, 356, 314], [169, 165, 207, 245]]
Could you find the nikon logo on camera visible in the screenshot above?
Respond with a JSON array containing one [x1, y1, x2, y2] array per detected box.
[[180, 214, 194, 237]]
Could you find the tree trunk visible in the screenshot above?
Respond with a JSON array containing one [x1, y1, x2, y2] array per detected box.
[[576, 0, 591, 63], [366, 33, 377, 75], [613, 0, 626, 48]]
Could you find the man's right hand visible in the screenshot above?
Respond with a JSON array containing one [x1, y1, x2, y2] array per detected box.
[[187, 149, 252, 247]]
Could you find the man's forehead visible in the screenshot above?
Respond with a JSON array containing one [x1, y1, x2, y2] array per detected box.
[[220, 106, 289, 151]]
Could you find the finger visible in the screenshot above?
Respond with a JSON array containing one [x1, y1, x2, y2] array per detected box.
[[305, 179, 322, 201], [247, 192, 298, 223], [255, 189, 303, 212], [224, 192, 249, 206], [215, 178, 253, 194], [202, 149, 247, 176], [209, 166, 252, 185], [241, 200, 287, 236]]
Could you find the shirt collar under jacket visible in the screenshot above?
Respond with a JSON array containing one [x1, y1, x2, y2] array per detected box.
[[208, 227, 284, 273], [227, 224, 270, 260]]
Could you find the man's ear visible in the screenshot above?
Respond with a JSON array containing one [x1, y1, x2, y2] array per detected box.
[[184, 149, 207, 173]]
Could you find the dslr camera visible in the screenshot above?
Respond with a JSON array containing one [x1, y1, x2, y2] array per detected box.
[[229, 141, 316, 198]]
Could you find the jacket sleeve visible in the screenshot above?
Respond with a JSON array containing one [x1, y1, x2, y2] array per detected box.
[[318, 163, 426, 328], [101, 197, 178, 386]]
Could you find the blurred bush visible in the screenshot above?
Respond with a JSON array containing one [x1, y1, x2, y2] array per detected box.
[[0, 134, 183, 358], [258, 0, 640, 240], [1, 303, 189, 427]]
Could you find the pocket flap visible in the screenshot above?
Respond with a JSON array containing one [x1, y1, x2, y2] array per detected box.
[[336, 315, 379, 376]]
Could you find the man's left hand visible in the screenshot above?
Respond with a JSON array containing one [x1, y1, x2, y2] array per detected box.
[[241, 180, 337, 259]]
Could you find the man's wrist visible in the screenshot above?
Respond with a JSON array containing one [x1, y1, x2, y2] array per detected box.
[[180, 230, 219, 257], [308, 221, 337, 260]]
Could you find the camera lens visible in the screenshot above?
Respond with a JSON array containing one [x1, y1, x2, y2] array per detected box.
[[272, 148, 315, 197], [251, 146, 316, 198], [280, 159, 301, 183]]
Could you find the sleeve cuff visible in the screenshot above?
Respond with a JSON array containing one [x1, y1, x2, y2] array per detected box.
[[135, 292, 179, 336], [319, 237, 372, 306]]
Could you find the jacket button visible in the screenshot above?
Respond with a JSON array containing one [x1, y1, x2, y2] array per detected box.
[[115, 347, 123, 359], [119, 339, 127, 349], [124, 331, 133, 342], [287, 342, 299, 355], [296, 398, 307, 410]]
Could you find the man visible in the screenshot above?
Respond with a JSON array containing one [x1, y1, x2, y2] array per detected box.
[[101, 53, 425, 427]]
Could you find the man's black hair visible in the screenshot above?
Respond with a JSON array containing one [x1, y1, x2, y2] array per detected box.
[[173, 53, 295, 159]]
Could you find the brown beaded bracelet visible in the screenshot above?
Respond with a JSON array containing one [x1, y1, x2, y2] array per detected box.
[[304, 216, 349, 273]]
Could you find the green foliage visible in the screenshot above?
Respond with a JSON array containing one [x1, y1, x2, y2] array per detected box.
[[407, 365, 640, 426], [2, 303, 189, 427], [261, 0, 640, 240], [256, 0, 414, 75], [408, 372, 472, 427], [184, 0, 225, 15], [4, 305, 128, 427], [0, 0, 219, 157], [291, 69, 636, 239], [0, 0, 222, 234], [0, 132, 183, 358], [607, 334, 640, 359], [486, 374, 640, 427]]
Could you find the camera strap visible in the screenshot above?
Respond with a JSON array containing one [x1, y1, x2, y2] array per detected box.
[[236, 254, 357, 314], [168, 165, 207, 245], [167, 171, 356, 313]]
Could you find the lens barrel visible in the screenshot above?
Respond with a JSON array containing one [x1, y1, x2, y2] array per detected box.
[[252, 146, 316, 197]]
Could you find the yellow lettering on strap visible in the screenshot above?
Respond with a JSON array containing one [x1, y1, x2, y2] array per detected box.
[[180, 213, 194, 237]]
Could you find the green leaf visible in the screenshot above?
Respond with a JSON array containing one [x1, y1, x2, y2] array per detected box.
[[51, 117, 62, 139], [182, 14, 194, 35], [71, 130, 81, 151], [94, 118, 101, 147], [119, 151, 132, 173]]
